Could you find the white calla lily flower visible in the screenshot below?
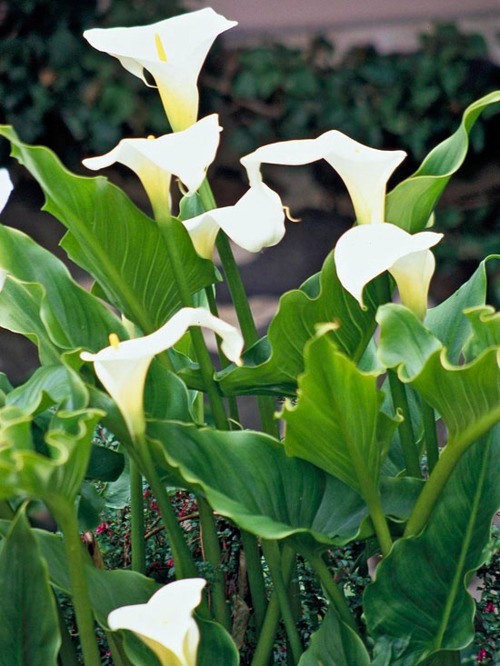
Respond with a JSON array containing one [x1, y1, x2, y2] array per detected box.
[[108, 578, 206, 666], [335, 224, 443, 320], [184, 183, 285, 258], [83, 114, 221, 220], [81, 307, 243, 438], [0, 169, 14, 290], [241, 130, 406, 224], [84, 9, 237, 130], [0, 169, 13, 215]]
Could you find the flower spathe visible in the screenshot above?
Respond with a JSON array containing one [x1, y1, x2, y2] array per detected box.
[[241, 130, 406, 224], [0, 169, 13, 215], [83, 8, 237, 131], [80, 307, 243, 438], [183, 183, 286, 259], [83, 114, 221, 221], [334, 223, 443, 320], [108, 578, 206, 666], [0, 169, 13, 289]]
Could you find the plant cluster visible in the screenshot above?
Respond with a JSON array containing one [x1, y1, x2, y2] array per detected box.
[[0, 6, 499, 666]]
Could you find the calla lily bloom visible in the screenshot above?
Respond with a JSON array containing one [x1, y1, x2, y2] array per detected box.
[[334, 224, 443, 320], [83, 114, 221, 221], [183, 183, 286, 259], [80, 307, 243, 438], [84, 9, 237, 131], [108, 578, 206, 666], [0, 169, 13, 289], [241, 130, 406, 224], [0, 169, 13, 214]]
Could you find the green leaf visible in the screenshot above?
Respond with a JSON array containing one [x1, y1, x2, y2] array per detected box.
[[0, 276, 61, 365], [385, 91, 500, 233], [0, 507, 60, 666], [425, 256, 496, 363], [463, 304, 500, 360], [217, 251, 380, 397], [377, 304, 500, 449], [0, 224, 127, 355], [147, 421, 422, 550], [86, 444, 124, 482], [365, 427, 500, 665], [281, 334, 400, 496], [196, 616, 240, 665], [6, 365, 88, 413], [0, 126, 217, 332], [298, 609, 371, 666], [0, 406, 103, 504]]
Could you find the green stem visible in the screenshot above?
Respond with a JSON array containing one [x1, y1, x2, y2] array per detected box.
[[54, 504, 101, 666], [365, 484, 393, 557], [156, 212, 228, 431], [129, 459, 146, 574], [240, 530, 268, 633], [55, 595, 80, 666], [306, 551, 359, 634], [422, 401, 440, 474], [404, 438, 469, 538], [197, 495, 232, 630], [251, 546, 296, 666], [198, 179, 279, 438], [133, 435, 199, 582], [205, 286, 241, 426], [387, 369, 421, 478], [261, 541, 302, 664]]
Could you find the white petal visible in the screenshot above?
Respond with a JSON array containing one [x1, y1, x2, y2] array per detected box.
[[389, 249, 436, 321], [108, 579, 206, 666], [241, 131, 406, 224], [83, 115, 221, 201], [84, 9, 237, 130], [186, 184, 285, 255], [0, 169, 13, 214], [334, 224, 443, 307], [182, 213, 221, 259], [80, 308, 243, 434]]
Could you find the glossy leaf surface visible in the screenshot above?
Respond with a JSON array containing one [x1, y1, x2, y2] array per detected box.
[[0, 508, 60, 666], [0, 126, 217, 332], [385, 91, 500, 233], [365, 428, 500, 665]]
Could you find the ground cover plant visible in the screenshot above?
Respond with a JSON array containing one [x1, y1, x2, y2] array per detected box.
[[0, 6, 499, 665]]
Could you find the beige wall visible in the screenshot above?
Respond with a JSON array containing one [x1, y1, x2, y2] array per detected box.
[[186, 0, 500, 60]]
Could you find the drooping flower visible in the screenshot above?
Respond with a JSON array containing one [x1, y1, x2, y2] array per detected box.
[[0, 169, 13, 215], [183, 183, 286, 259], [108, 578, 206, 666], [80, 307, 243, 438], [240, 130, 406, 224], [83, 114, 221, 221], [334, 223, 443, 320], [84, 9, 237, 131]]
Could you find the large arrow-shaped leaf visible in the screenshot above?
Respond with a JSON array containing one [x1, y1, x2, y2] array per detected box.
[[377, 304, 500, 449], [0, 508, 60, 666], [424, 256, 497, 364], [0, 224, 127, 356], [281, 334, 400, 497], [0, 126, 217, 332], [147, 421, 421, 551], [216, 251, 380, 397], [365, 427, 500, 665], [298, 609, 371, 666], [385, 91, 500, 233]]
